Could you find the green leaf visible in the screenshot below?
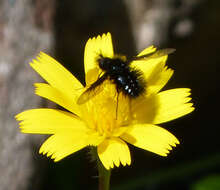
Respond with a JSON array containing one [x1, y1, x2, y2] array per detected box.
[[191, 175, 220, 190]]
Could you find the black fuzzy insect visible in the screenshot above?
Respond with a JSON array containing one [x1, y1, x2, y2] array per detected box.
[[98, 55, 146, 97], [77, 48, 175, 104]]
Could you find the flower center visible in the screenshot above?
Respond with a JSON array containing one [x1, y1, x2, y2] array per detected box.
[[81, 93, 131, 138]]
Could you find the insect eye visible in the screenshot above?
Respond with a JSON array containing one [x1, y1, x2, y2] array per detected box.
[[98, 58, 111, 71], [98, 59, 105, 68]]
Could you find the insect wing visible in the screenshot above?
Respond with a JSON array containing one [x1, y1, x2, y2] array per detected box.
[[77, 85, 103, 104], [133, 48, 176, 61], [149, 48, 176, 58], [77, 74, 108, 104]]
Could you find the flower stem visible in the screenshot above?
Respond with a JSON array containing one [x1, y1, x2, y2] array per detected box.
[[98, 160, 111, 190], [89, 147, 111, 190]]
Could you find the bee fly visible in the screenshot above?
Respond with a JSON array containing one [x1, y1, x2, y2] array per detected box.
[[77, 48, 175, 105]]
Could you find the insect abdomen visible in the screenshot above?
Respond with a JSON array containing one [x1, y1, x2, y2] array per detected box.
[[114, 70, 146, 97]]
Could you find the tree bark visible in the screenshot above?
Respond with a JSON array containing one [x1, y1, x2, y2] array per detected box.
[[0, 0, 54, 189]]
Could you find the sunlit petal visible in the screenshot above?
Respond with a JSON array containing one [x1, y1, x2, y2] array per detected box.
[[16, 108, 87, 134], [131, 46, 173, 94], [146, 64, 173, 95], [153, 88, 195, 124], [30, 52, 83, 100], [98, 137, 131, 169], [34, 83, 82, 115], [121, 124, 179, 156], [84, 33, 114, 85], [132, 88, 194, 124], [39, 132, 88, 162]]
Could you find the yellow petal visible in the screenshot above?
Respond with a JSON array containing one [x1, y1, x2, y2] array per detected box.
[[84, 33, 114, 85], [131, 88, 194, 124], [98, 137, 131, 169], [121, 124, 179, 156], [137, 45, 156, 56], [130, 46, 157, 77], [34, 83, 81, 115], [153, 88, 195, 124], [30, 52, 83, 101], [131, 46, 173, 95], [15, 108, 87, 134], [39, 132, 88, 162], [146, 64, 173, 95]]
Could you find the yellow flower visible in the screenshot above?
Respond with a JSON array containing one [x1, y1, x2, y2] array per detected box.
[[15, 33, 194, 169]]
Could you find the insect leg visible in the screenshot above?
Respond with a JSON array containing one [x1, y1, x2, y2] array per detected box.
[[114, 86, 121, 120]]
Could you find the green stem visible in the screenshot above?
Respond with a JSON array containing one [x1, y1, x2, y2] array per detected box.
[[98, 160, 111, 190], [89, 147, 111, 190]]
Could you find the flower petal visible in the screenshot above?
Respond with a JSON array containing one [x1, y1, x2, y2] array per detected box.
[[39, 132, 88, 162], [153, 88, 195, 124], [146, 63, 173, 95], [121, 124, 179, 156], [131, 46, 173, 94], [15, 108, 87, 134], [34, 83, 81, 115], [84, 33, 114, 85], [98, 137, 131, 169], [132, 88, 194, 124], [30, 52, 83, 101], [137, 45, 156, 56]]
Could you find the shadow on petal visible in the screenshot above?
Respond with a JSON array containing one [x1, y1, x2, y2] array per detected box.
[[98, 140, 110, 154], [86, 67, 100, 86], [131, 94, 160, 124], [120, 132, 137, 144]]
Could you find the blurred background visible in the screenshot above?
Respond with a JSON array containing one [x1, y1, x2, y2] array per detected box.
[[0, 0, 219, 190]]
